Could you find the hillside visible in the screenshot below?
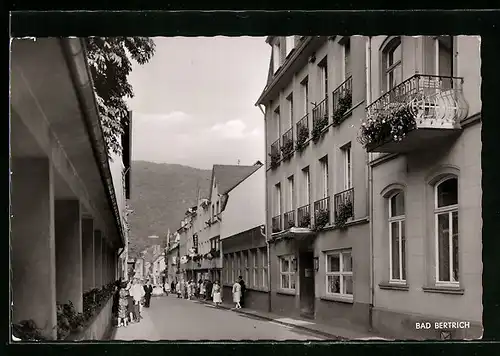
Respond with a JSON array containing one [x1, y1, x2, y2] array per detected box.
[[128, 161, 211, 257]]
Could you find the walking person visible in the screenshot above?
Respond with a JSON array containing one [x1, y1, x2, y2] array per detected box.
[[199, 279, 206, 300], [238, 276, 247, 308], [187, 280, 193, 300], [117, 281, 130, 327], [212, 281, 222, 307], [176, 280, 182, 298], [143, 279, 153, 308], [205, 279, 213, 301], [125, 280, 135, 323], [171, 280, 176, 296], [130, 278, 145, 322], [232, 279, 242, 309]]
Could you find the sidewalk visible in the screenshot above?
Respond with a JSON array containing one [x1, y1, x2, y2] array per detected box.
[[195, 299, 390, 341]]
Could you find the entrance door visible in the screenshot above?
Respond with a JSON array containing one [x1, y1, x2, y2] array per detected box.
[[299, 251, 315, 318]]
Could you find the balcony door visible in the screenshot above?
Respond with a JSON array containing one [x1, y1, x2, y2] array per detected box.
[[302, 167, 311, 206], [435, 36, 454, 89], [320, 156, 329, 199], [385, 38, 403, 92], [319, 61, 328, 100]]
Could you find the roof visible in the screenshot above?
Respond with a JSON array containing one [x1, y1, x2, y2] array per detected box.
[[209, 164, 262, 198]]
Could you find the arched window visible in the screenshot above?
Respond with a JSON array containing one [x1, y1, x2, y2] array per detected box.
[[388, 191, 406, 282], [383, 37, 403, 92], [434, 177, 459, 284]]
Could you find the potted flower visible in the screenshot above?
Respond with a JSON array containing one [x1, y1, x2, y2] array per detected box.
[[332, 90, 352, 126], [298, 212, 311, 228], [295, 124, 309, 152], [281, 136, 294, 160], [312, 116, 329, 143], [335, 200, 354, 229], [314, 209, 330, 231], [269, 148, 281, 169]]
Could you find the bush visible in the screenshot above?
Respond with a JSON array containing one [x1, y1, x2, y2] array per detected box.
[[299, 212, 311, 228], [12, 319, 46, 341], [269, 149, 281, 169], [314, 209, 330, 231], [332, 91, 352, 126], [312, 116, 329, 143], [296, 124, 309, 151], [335, 200, 354, 229], [281, 137, 294, 160]]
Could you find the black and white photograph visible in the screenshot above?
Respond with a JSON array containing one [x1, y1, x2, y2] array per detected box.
[[10, 33, 482, 342]]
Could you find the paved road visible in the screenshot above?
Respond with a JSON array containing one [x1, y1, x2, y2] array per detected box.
[[113, 294, 324, 341]]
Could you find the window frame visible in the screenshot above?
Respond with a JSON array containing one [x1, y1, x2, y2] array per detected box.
[[383, 37, 403, 92], [320, 156, 329, 198], [301, 77, 309, 117], [388, 191, 406, 284], [342, 144, 352, 190], [261, 247, 268, 288], [274, 183, 282, 217], [273, 40, 282, 73], [325, 249, 354, 300], [279, 255, 296, 292], [287, 175, 295, 212], [434, 176, 460, 286], [342, 37, 352, 80], [252, 249, 259, 288], [318, 58, 328, 100], [286, 93, 294, 128], [274, 106, 281, 139]]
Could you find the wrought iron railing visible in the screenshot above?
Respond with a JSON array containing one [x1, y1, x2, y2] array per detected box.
[[284, 210, 296, 229], [281, 127, 294, 159], [269, 139, 281, 168], [272, 215, 282, 233], [332, 76, 353, 124], [312, 96, 329, 126], [296, 114, 310, 149], [297, 204, 311, 228], [334, 188, 354, 221], [313, 197, 330, 228]]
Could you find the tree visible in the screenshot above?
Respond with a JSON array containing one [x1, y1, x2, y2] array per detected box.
[[85, 37, 156, 156]]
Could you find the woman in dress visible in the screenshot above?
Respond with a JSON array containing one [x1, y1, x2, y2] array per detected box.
[[232, 279, 242, 309], [118, 282, 130, 327], [212, 281, 222, 307]]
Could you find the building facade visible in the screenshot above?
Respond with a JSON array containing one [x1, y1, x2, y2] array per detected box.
[[220, 165, 268, 310], [361, 35, 482, 339], [256, 36, 371, 331], [10, 38, 127, 339]]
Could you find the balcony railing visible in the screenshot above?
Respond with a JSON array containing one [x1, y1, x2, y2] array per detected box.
[[281, 127, 294, 160], [312, 96, 329, 142], [332, 76, 353, 126], [296, 114, 310, 151], [272, 215, 282, 233], [334, 188, 354, 228], [313, 197, 330, 229], [358, 74, 469, 153], [269, 139, 281, 169], [297, 204, 311, 228], [284, 210, 296, 229]]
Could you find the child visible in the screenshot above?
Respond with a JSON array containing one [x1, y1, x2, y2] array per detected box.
[[212, 281, 222, 307], [117, 282, 130, 327]]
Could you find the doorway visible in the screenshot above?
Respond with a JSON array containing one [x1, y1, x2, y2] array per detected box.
[[299, 251, 315, 319]]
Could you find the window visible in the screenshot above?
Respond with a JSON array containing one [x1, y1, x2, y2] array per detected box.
[[285, 36, 295, 56], [301, 77, 309, 116], [302, 166, 311, 205], [230, 254, 235, 282], [212, 205, 215, 220], [389, 192, 406, 282], [261, 247, 268, 288], [434, 177, 459, 285], [279, 255, 296, 291], [342, 145, 352, 190], [274, 107, 281, 139], [287, 175, 295, 211], [320, 156, 329, 198], [252, 249, 259, 287], [274, 183, 282, 216], [223, 255, 229, 284], [343, 38, 352, 80], [273, 40, 282, 73], [242, 250, 249, 283], [384, 37, 402, 91], [435, 36, 453, 90], [216, 201, 220, 215], [210, 237, 220, 251], [326, 250, 353, 298], [286, 93, 294, 127], [235, 253, 241, 281], [319, 59, 328, 99]]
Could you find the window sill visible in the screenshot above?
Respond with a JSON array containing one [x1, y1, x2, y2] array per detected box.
[[422, 285, 464, 295], [379, 282, 409, 291], [320, 295, 354, 304], [247, 287, 270, 293], [277, 289, 296, 296]]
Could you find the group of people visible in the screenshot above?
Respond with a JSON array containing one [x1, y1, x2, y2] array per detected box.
[[113, 277, 155, 328], [168, 276, 246, 309]]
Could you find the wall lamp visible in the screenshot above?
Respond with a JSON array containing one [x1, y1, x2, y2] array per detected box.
[[313, 257, 319, 272]]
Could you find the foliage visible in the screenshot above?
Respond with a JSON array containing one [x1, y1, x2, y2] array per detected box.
[[12, 319, 47, 341], [296, 123, 310, 152], [299, 212, 311, 228], [281, 136, 294, 160], [269, 148, 281, 169], [332, 91, 352, 126], [314, 209, 330, 231], [286, 218, 296, 229], [85, 37, 156, 157], [312, 116, 329, 143], [358, 104, 416, 148], [57, 301, 85, 340], [81, 282, 115, 332], [335, 200, 354, 229]]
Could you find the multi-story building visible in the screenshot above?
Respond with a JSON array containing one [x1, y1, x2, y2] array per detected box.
[[256, 36, 371, 331], [360, 35, 482, 339], [220, 163, 268, 310]]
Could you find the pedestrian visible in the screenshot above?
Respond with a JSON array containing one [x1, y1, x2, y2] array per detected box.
[[117, 281, 130, 327], [183, 280, 189, 299], [187, 280, 193, 300], [130, 278, 145, 322], [232, 279, 242, 309], [171, 280, 176, 296], [143, 279, 153, 308], [125, 280, 135, 323], [212, 281, 222, 307], [199, 279, 206, 300], [176, 280, 182, 298], [205, 279, 213, 301], [238, 276, 247, 308]]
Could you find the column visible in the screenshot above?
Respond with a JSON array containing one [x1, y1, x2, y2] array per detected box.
[[94, 230, 102, 288], [102, 242, 107, 285], [55, 200, 83, 312], [11, 158, 57, 339], [82, 218, 95, 292]]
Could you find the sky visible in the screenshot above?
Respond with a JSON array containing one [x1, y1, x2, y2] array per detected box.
[[127, 36, 270, 170]]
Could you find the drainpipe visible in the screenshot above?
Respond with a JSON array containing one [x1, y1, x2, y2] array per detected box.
[[365, 36, 375, 331], [260, 226, 272, 313]]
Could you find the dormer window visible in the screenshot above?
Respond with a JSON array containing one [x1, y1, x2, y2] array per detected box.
[[273, 39, 282, 73]]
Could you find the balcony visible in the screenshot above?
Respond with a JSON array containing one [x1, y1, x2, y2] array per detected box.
[[272, 215, 282, 233], [358, 74, 469, 153], [284, 210, 296, 230], [297, 204, 311, 228], [296, 114, 310, 152], [334, 188, 354, 229], [312, 96, 329, 142], [281, 127, 294, 160], [313, 197, 330, 230], [332, 76, 353, 126], [269, 139, 281, 169]]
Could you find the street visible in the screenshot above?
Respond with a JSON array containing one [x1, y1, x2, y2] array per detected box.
[[113, 294, 325, 341]]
